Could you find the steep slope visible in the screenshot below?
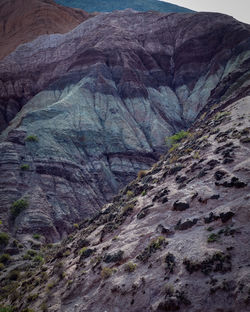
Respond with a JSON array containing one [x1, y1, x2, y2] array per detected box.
[[54, 0, 193, 13], [0, 10, 249, 241], [0, 95, 249, 311]]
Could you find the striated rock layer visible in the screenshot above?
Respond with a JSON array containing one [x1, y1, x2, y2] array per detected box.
[[0, 0, 94, 129], [0, 95, 249, 311], [0, 0, 93, 60], [0, 10, 249, 241]]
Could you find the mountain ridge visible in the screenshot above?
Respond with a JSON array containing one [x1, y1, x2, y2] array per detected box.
[[54, 0, 194, 13]]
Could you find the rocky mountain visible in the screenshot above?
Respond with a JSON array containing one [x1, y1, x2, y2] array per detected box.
[[54, 0, 193, 13], [0, 9, 249, 242], [0, 0, 94, 129], [0, 93, 249, 311], [0, 0, 93, 60]]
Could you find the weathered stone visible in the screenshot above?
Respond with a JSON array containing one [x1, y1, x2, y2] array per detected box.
[[173, 201, 190, 211], [175, 218, 198, 230]]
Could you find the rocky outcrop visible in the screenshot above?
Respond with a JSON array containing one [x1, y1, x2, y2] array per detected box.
[[0, 95, 249, 311], [0, 10, 249, 240]]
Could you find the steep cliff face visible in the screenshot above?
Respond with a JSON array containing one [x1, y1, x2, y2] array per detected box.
[[0, 95, 249, 311], [0, 10, 249, 241]]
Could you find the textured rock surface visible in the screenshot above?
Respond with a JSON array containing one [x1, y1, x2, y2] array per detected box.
[[54, 0, 193, 13], [0, 0, 92, 60], [0, 10, 249, 240], [0, 96, 249, 311], [0, 0, 93, 129]]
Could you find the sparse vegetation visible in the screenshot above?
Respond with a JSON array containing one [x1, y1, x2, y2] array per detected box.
[[10, 198, 28, 219], [0, 232, 9, 247], [149, 236, 166, 250], [0, 254, 10, 264], [207, 233, 219, 243], [137, 170, 147, 180], [165, 130, 189, 148], [32, 233, 40, 240], [124, 261, 137, 272], [122, 202, 135, 216], [101, 267, 113, 279], [137, 236, 167, 262], [214, 111, 231, 121], [25, 135, 38, 142], [20, 164, 29, 170], [27, 293, 38, 302], [126, 190, 134, 199], [33, 255, 44, 264], [47, 281, 56, 290], [7, 270, 20, 281], [0, 307, 14, 312]]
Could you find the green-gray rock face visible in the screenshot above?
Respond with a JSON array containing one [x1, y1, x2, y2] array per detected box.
[[0, 10, 249, 241]]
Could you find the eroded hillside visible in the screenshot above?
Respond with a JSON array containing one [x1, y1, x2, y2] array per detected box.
[[0, 10, 249, 241], [0, 95, 249, 311]]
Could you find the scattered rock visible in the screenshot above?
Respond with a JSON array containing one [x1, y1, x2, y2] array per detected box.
[[173, 201, 190, 211], [175, 218, 198, 230], [214, 170, 227, 181], [103, 250, 124, 263], [219, 211, 235, 223]]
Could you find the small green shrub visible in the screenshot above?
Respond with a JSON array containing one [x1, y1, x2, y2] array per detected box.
[[0, 253, 11, 264], [40, 302, 48, 312], [169, 143, 180, 154], [0, 232, 9, 247], [137, 170, 147, 180], [20, 164, 29, 170], [7, 270, 20, 281], [33, 255, 44, 264], [27, 293, 38, 302], [63, 250, 70, 256], [47, 281, 56, 290], [79, 247, 87, 255], [101, 267, 113, 279], [193, 151, 200, 159], [126, 190, 134, 199], [32, 234, 40, 240], [11, 198, 28, 219], [165, 130, 189, 147], [149, 236, 166, 250], [207, 233, 219, 243], [214, 111, 231, 121], [27, 249, 37, 257], [73, 223, 79, 229], [25, 135, 38, 142], [0, 263, 5, 270], [124, 262, 137, 273], [164, 284, 174, 296], [122, 202, 135, 216], [0, 306, 14, 312]]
